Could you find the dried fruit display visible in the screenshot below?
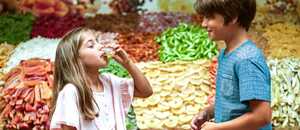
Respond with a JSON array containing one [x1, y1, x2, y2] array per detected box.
[[252, 7, 300, 33], [19, 0, 69, 17], [0, 43, 15, 68], [208, 58, 217, 105], [0, 70, 5, 82], [31, 14, 85, 38], [63, 0, 101, 16], [266, 0, 298, 13], [85, 13, 140, 33], [263, 23, 300, 59], [117, 32, 160, 62], [133, 60, 214, 130], [0, 58, 53, 130], [100, 59, 129, 78], [109, 0, 146, 14], [158, 0, 196, 13], [0, 13, 34, 45], [137, 12, 194, 33], [4, 37, 60, 73], [269, 58, 300, 128], [156, 23, 218, 62]]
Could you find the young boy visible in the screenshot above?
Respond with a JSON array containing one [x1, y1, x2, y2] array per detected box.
[[191, 0, 272, 130]]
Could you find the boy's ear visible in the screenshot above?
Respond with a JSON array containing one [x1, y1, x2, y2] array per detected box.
[[229, 17, 238, 25]]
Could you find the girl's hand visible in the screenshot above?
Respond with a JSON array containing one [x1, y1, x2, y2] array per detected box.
[[201, 122, 220, 130], [112, 47, 131, 67]]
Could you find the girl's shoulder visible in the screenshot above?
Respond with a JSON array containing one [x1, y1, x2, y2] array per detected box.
[[59, 83, 79, 97], [100, 73, 124, 81]]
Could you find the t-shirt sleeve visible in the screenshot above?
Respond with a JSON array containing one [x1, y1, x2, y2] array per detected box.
[[50, 84, 80, 130], [107, 74, 134, 113], [235, 57, 271, 102]]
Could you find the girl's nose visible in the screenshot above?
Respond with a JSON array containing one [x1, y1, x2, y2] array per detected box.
[[96, 44, 104, 51]]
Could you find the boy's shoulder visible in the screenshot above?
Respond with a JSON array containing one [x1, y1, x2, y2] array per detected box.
[[235, 40, 265, 61]]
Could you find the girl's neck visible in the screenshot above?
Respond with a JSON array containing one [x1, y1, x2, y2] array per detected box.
[[224, 28, 249, 54], [86, 68, 103, 92]]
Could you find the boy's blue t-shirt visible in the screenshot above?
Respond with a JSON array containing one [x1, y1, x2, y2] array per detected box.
[[215, 40, 272, 130]]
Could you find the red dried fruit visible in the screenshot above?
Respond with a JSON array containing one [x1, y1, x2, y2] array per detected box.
[[31, 14, 85, 38]]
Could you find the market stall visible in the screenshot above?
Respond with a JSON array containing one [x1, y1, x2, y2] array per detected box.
[[0, 0, 300, 130]]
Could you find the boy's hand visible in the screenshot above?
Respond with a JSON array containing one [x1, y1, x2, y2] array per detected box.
[[201, 122, 219, 130], [191, 111, 209, 130]]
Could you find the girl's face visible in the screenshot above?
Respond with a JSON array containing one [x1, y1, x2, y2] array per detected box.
[[78, 31, 108, 69], [201, 13, 232, 41]]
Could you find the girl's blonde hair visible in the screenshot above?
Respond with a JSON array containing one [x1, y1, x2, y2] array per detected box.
[[51, 27, 98, 120]]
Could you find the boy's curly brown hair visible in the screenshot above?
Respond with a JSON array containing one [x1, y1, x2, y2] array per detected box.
[[194, 0, 256, 31]]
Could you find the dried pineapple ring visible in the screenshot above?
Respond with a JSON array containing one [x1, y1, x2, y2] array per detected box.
[[139, 99, 149, 107], [179, 93, 190, 99], [147, 95, 160, 106], [179, 115, 193, 124], [193, 104, 204, 111], [164, 116, 178, 128], [171, 107, 184, 115], [152, 86, 162, 92], [146, 71, 160, 78], [190, 79, 202, 85], [175, 80, 189, 87], [196, 91, 206, 97], [132, 99, 143, 107], [147, 119, 163, 129], [182, 87, 196, 94], [133, 107, 144, 115], [159, 91, 171, 97], [142, 113, 155, 120], [181, 124, 191, 130], [185, 94, 196, 101], [186, 105, 199, 115], [170, 93, 179, 98], [162, 85, 173, 91], [169, 98, 183, 109], [195, 96, 206, 105], [200, 84, 211, 93], [136, 115, 144, 121], [137, 120, 147, 129], [157, 103, 170, 111], [154, 111, 170, 120]]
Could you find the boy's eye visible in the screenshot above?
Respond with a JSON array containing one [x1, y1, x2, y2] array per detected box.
[[204, 14, 214, 19]]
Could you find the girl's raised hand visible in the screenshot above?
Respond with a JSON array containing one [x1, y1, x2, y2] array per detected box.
[[112, 47, 131, 66]]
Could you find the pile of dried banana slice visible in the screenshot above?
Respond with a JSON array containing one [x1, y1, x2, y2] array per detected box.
[[133, 60, 214, 129], [269, 58, 300, 128]]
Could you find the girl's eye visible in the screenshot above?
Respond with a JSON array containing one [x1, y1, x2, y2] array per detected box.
[[87, 40, 97, 48], [88, 45, 94, 48], [87, 42, 95, 48]]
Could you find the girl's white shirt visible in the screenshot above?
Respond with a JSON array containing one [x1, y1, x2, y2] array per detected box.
[[50, 73, 134, 130]]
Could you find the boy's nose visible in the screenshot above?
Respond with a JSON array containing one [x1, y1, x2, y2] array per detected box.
[[202, 18, 208, 28]]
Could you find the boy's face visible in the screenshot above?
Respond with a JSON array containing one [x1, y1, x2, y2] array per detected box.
[[201, 13, 232, 41]]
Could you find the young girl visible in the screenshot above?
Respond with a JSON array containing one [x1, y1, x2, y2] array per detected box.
[[50, 27, 153, 130]]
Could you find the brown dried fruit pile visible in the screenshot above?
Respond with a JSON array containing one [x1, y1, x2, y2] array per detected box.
[[85, 13, 140, 33], [117, 32, 160, 62]]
